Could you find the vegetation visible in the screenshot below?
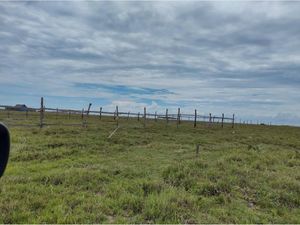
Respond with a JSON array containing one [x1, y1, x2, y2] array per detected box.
[[0, 111, 300, 223]]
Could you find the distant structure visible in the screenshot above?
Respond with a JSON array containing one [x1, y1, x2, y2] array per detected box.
[[5, 104, 29, 111]]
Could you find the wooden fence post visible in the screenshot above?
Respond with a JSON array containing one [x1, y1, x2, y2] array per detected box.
[[143, 107, 146, 127], [114, 108, 116, 120], [56, 108, 58, 120], [166, 108, 168, 124], [83, 103, 91, 128], [138, 112, 140, 121], [68, 110, 71, 119], [127, 111, 130, 120], [155, 111, 157, 122], [194, 109, 197, 128], [40, 97, 44, 128], [177, 108, 180, 127], [87, 103, 92, 116], [232, 114, 235, 128], [209, 113, 212, 126], [43, 106, 45, 121], [81, 108, 84, 120], [99, 107, 102, 120], [116, 106, 119, 126], [196, 144, 200, 155], [221, 113, 224, 128]]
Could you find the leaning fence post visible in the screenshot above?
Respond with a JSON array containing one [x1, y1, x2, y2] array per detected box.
[[87, 103, 92, 116], [40, 97, 44, 128], [194, 109, 197, 128], [143, 107, 146, 128], [232, 114, 235, 128], [221, 113, 224, 128], [166, 108, 168, 124], [84, 103, 91, 128]]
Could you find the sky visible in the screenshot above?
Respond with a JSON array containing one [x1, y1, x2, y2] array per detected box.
[[0, 1, 300, 126]]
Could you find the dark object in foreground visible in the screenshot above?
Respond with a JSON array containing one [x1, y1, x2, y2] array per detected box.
[[0, 123, 10, 177]]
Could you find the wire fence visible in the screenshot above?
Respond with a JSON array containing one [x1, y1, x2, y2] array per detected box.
[[0, 97, 235, 129]]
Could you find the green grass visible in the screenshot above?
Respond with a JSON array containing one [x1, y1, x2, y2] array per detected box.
[[0, 111, 300, 223]]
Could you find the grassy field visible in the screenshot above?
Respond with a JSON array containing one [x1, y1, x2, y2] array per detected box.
[[0, 111, 300, 223]]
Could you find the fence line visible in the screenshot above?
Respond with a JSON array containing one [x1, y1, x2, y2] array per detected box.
[[0, 97, 236, 129]]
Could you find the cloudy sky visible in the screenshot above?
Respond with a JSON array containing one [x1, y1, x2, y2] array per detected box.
[[1, 1, 300, 125]]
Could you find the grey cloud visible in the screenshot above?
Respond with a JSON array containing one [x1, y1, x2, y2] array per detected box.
[[0, 1, 300, 125]]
